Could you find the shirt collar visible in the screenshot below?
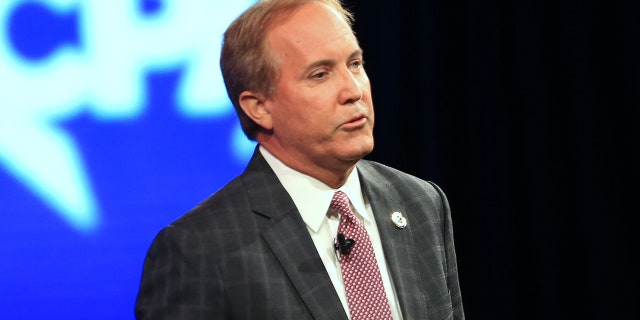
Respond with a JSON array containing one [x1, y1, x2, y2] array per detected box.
[[259, 146, 370, 233]]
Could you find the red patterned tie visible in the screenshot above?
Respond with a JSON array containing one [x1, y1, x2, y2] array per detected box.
[[331, 191, 393, 320]]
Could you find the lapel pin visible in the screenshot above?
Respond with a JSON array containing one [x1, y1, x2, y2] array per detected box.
[[390, 211, 407, 229]]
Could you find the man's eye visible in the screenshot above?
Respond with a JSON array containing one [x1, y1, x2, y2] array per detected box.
[[311, 72, 327, 79], [350, 60, 364, 69]]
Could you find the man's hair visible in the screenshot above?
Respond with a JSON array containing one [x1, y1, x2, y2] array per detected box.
[[220, 0, 354, 141]]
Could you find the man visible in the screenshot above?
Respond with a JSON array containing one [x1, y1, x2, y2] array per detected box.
[[135, 0, 464, 319]]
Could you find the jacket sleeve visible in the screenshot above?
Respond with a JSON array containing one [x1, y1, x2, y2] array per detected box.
[[429, 181, 465, 320], [134, 225, 228, 319]]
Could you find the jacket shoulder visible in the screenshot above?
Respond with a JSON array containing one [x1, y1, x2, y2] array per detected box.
[[357, 159, 446, 202], [168, 175, 252, 230]]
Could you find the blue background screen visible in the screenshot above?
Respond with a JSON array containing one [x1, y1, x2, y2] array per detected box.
[[0, 1, 255, 318]]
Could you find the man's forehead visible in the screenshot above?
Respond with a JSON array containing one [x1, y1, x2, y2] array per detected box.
[[267, 2, 352, 40], [270, 8, 355, 45]]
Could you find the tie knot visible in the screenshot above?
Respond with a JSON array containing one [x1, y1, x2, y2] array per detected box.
[[330, 191, 352, 217]]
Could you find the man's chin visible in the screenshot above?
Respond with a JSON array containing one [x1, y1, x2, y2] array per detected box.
[[341, 141, 374, 162]]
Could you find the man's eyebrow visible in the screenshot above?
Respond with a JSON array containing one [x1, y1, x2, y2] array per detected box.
[[304, 49, 364, 73], [349, 49, 364, 60], [305, 58, 336, 73]]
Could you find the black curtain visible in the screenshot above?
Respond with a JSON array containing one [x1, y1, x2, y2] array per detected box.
[[344, 0, 639, 319]]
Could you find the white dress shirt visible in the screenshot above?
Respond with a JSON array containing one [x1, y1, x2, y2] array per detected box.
[[260, 146, 403, 320]]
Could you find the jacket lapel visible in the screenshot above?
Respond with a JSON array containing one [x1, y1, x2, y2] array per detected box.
[[242, 150, 348, 320], [358, 162, 428, 319]]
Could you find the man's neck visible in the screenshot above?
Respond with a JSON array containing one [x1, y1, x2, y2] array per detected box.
[[258, 145, 357, 189]]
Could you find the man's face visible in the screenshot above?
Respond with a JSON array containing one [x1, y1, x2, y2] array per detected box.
[[263, 2, 374, 177]]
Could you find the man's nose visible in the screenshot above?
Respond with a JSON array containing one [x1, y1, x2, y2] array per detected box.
[[339, 68, 364, 105]]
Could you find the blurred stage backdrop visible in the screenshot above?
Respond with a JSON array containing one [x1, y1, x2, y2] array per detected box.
[[2, 0, 638, 319], [0, 1, 256, 318]]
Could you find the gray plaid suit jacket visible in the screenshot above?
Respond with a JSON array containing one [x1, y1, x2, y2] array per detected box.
[[135, 149, 464, 319]]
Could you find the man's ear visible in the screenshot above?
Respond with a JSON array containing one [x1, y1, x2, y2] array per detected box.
[[238, 91, 273, 130]]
